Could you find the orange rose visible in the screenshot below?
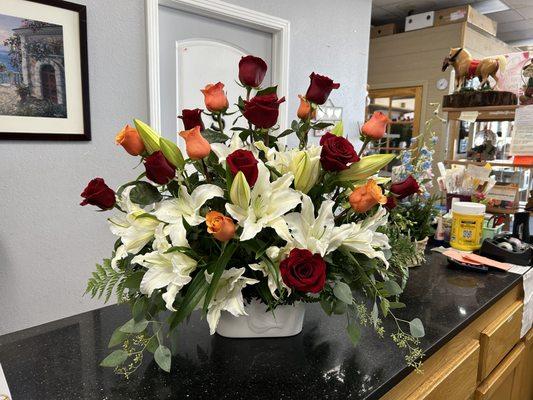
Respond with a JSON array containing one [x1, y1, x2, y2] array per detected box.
[[206, 211, 235, 242], [348, 179, 387, 213], [297, 95, 316, 120], [201, 82, 229, 112], [361, 111, 390, 140], [115, 124, 145, 156], [179, 126, 211, 160]]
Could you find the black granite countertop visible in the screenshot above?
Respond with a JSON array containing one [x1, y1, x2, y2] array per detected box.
[[0, 252, 523, 400]]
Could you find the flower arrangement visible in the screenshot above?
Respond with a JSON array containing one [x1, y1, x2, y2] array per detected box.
[[82, 56, 424, 377]]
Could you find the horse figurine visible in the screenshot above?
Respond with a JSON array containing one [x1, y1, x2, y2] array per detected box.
[[442, 47, 507, 91]]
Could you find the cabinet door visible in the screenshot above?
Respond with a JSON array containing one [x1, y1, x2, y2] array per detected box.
[[475, 342, 525, 400], [522, 329, 533, 400]]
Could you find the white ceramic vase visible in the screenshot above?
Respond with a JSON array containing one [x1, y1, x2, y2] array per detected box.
[[215, 300, 305, 338]]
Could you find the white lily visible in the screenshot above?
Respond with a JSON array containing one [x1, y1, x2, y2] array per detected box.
[[108, 187, 160, 256], [335, 206, 391, 267], [154, 184, 224, 227], [226, 163, 301, 241], [283, 195, 351, 256], [256, 143, 321, 194], [249, 246, 289, 299], [133, 224, 197, 311], [204, 267, 259, 334]]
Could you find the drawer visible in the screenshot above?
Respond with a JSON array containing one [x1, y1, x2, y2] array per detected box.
[[475, 342, 525, 400], [479, 300, 523, 380], [406, 340, 479, 400]]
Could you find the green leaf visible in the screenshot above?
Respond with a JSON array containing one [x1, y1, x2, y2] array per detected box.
[[256, 85, 277, 96], [409, 318, 425, 338], [169, 270, 209, 329], [123, 270, 144, 290], [332, 300, 347, 315], [380, 298, 390, 318], [154, 345, 172, 372], [134, 119, 160, 154], [331, 121, 344, 137], [311, 122, 333, 130], [389, 301, 406, 309], [146, 335, 159, 353], [320, 299, 334, 316], [202, 242, 238, 313], [160, 137, 185, 169], [132, 297, 148, 322], [129, 181, 162, 206], [108, 327, 128, 348], [371, 302, 379, 327], [346, 323, 361, 345], [119, 318, 149, 334], [337, 154, 396, 182], [277, 129, 293, 139], [100, 350, 128, 367], [333, 281, 353, 305], [383, 280, 403, 296], [202, 128, 229, 144]]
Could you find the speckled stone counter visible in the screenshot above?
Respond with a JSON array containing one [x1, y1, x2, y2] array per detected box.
[[0, 253, 523, 400]]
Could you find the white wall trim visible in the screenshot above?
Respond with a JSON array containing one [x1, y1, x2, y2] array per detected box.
[[145, 0, 290, 133]]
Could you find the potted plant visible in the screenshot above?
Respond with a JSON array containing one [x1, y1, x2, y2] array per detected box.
[[81, 56, 425, 377]]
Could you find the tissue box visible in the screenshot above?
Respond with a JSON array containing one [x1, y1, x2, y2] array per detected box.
[[405, 11, 434, 32]]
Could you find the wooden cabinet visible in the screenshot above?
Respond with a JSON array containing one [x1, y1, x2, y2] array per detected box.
[[475, 342, 525, 400], [381, 285, 524, 400], [405, 340, 479, 400], [522, 329, 533, 400], [478, 301, 523, 381]]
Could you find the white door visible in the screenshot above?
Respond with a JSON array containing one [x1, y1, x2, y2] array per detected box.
[[158, 6, 273, 144]]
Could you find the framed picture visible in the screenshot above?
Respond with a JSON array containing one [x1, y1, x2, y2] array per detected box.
[[0, 0, 90, 140]]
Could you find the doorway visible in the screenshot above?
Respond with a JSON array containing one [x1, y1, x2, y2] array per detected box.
[[40, 64, 58, 104]]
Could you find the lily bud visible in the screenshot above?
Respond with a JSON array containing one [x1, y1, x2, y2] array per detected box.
[[230, 171, 251, 209], [291, 148, 321, 194]]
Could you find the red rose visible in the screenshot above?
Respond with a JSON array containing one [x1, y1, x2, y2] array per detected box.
[[226, 149, 259, 186], [238, 55, 267, 88], [390, 175, 420, 200], [242, 93, 285, 129], [305, 72, 340, 105], [80, 178, 116, 210], [319, 132, 359, 172], [384, 195, 397, 210], [280, 248, 327, 294], [178, 108, 204, 131], [144, 151, 176, 185]]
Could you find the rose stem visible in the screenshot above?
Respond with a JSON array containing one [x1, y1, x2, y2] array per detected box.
[[358, 138, 371, 157], [201, 158, 211, 183]]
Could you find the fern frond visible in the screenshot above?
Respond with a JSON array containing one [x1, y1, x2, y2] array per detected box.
[[85, 258, 126, 303]]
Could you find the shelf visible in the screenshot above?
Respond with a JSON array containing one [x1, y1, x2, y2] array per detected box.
[[444, 159, 533, 169], [443, 105, 518, 122]]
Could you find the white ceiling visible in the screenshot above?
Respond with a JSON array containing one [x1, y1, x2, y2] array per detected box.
[[372, 0, 533, 47]]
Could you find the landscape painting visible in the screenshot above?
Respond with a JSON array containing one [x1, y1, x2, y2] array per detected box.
[[0, 13, 67, 118]]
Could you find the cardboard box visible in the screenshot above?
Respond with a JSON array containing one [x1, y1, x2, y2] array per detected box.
[[405, 11, 434, 32], [370, 23, 398, 38], [435, 5, 497, 36]]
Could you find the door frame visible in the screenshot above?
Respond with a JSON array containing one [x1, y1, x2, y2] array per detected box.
[[146, 0, 290, 133]]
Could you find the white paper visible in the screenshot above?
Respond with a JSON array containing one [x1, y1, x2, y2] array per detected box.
[[510, 105, 533, 155], [458, 111, 479, 123], [0, 364, 12, 400], [466, 164, 491, 182], [521, 267, 533, 338]]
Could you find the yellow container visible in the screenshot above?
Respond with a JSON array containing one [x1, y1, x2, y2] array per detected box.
[[450, 202, 486, 251]]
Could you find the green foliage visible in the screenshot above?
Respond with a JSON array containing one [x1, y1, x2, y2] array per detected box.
[[202, 128, 230, 143], [154, 345, 172, 372], [85, 258, 127, 303], [129, 181, 162, 206]]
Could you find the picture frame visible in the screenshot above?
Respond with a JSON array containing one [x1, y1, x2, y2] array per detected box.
[[0, 0, 90, 140]]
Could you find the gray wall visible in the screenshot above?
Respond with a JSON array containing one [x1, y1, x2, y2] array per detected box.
[[226, 0, 372, 146], [0, 0, 371, 335], [0, 0, 148, 335]]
